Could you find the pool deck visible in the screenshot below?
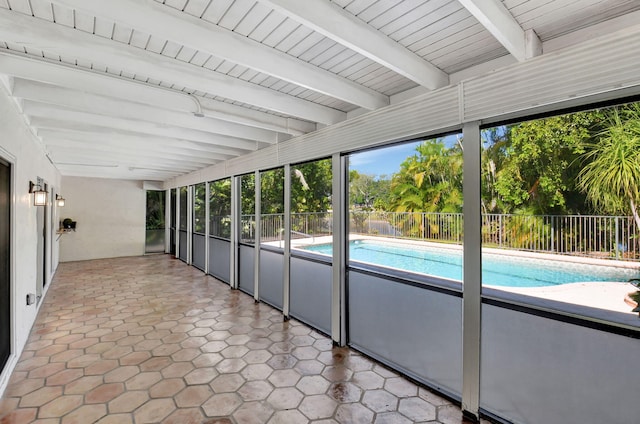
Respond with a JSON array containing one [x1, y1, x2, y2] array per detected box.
[[496, 281, 636, 314], [276, 235, 640, 317]]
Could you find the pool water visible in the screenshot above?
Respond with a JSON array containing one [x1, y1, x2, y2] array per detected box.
[[302, 240, 637, 287]]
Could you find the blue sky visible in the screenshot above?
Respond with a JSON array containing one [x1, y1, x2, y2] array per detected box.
[[349, 142, 420, 177], [349, 133, 461, 177]]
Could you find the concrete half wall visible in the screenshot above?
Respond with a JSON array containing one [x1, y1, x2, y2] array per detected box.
[[59, 177, 146, 262]]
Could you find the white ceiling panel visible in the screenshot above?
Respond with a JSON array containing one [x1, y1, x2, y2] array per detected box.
[[234, 2, 272, 36], [30, 0, 54, 19], [183, 0, 212, 18], [217, 0, 258, 30], [247, 9, 288, 41], [163, 0, 189, 11], [7, 0, 32, 15], [507, 0, 640, 40]]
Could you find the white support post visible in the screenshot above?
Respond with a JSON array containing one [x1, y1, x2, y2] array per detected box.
[[254, 170, 261, 302], [175, 188, 180, 260], [331, 153, 347, 346], [283, 165, 292, 320], [204, 182, 210, 274], [187, 186, 193, 265], [462, 121, 482, 420], [230, 177, 240, 290], [164, 188, 170, 254]]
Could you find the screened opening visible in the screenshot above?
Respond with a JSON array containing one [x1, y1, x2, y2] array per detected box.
[[240, 173, 256, 245], [260, 167, 284, 246], [290, 158, 333, 256], [480, 101, 640, 324], [145, 190, 165, 254], [193, 183, 206, 235], [209, 178, 231, 240], [346, 133, 464, 283]]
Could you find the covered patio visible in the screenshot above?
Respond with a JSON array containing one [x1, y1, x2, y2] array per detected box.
[[1, 1, 639, 423]]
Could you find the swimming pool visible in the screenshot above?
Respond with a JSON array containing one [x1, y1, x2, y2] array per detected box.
[[302, 240, 637, 287]]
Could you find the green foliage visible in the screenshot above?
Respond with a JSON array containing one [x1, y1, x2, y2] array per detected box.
[[193, 183, 206, 233], [291, 159, 332, 213], [343, 104, 639, 228], [349, 170, 391, 210], [261, 168, 284, 215], [242, 160, 334, 216], [146, 190, 165, 230], [481, 126, 510, 213], [209, 178, 231, 238], [241, 173, 255, 214], [179, 186, 188, 230], [209, 178, 231, 217], [388, 139, 463, 214], [577, 104, 640, 231], [240, 173, 257, 242], [351, 210, 369, 233], [491, 112, 605, 214]]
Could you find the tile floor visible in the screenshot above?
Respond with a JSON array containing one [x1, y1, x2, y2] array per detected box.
[[0, 255, 475, 424]]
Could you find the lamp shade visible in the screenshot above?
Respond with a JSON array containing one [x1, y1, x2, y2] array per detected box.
[[34, 189, 47, 206]]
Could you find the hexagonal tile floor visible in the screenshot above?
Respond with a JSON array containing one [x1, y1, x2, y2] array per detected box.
[[0, 255, 479, 423]]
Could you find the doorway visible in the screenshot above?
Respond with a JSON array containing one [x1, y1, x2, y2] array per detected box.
[[0, 158, 10, 373], [145, 190, 166, 254]]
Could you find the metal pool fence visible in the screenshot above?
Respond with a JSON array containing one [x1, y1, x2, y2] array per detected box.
[[238, 212, 638, 261]]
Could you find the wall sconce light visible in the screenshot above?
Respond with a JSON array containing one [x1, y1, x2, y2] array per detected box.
[[29, 181, 47, 206], [56, 194, 65, 207]]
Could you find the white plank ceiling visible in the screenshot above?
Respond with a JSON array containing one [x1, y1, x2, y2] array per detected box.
[[0, 0, 638, 180]]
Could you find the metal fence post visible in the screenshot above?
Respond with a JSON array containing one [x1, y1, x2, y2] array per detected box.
[[615, 216, 619, 259], [551, 216, 555, 253]]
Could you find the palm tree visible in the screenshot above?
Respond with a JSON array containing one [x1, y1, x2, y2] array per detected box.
[[578, 104, 640, 232], [389, 139, 463, 237]]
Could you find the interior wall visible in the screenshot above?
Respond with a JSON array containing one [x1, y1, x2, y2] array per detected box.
[[59, 177, 146, 262], [0, 84, 61, 395]]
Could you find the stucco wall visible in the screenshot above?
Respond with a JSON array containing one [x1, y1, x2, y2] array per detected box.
[[59, 177, 146, 262], [0, 85, 61, 394]]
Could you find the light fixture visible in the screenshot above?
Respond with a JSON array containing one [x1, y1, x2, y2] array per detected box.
[[190, 94, 205, 118], [56, 194, 65, 207], [29, 181, 47, 206]]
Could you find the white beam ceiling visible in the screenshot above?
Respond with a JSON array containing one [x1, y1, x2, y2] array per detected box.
[[37, 129, 240, 159], [0, 52, 314, 136], [0, 7, 345, 125], [24, 106, 259, 152], [44, 140, 217, 166], [42, 136, 232, 163], [258, 0, 449, 90], [197, 97, 315, 137], [47, 148, 207, 171], [457, 0, 541, 61], [0, 52, 197, 113], [12, 79, 280, 144], [50, 0, 389, 111]]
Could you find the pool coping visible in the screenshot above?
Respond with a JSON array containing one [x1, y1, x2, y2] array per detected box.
[[265, 234, 640, 326]]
